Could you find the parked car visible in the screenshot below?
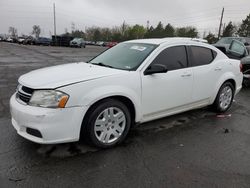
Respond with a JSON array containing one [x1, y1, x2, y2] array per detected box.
[[34, 37, 52, 46], [241, 55, 250, 86], [96, 41, 104, 46], [17, 37, 25, 44], [22, 36, 36, 45], [213, 37, 250, 54], [85, 41, 94, 45], [107, 41, 118, 48], [214, 38, 250, 86], [70, 38, 86, 48], [10, 38, 243, 148], [6, 37, 14, 43]]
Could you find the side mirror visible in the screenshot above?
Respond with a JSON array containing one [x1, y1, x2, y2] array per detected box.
[[228, 40, 247, 59], [144, 64, 168, 75]]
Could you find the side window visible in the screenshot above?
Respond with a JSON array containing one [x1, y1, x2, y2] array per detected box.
[[190, 46, 214, 67], [151, 46, 188, 71], [230, 41, 246, 55]]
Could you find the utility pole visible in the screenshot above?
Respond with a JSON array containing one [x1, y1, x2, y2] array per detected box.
[[53, 3, 57, 45], [218, 7, 224, 39]]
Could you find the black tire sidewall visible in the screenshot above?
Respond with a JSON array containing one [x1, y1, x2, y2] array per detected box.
[[214, 82, 235, 113], [84, 99, 131, 148]]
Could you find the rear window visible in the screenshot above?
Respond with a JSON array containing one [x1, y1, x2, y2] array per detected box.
[[190, 46, 215, 67]]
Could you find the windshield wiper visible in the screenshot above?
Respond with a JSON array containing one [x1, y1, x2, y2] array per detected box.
[[92, 62, 114, 68]]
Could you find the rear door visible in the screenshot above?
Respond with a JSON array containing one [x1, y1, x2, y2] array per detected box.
[[188, 45, 220, 102]]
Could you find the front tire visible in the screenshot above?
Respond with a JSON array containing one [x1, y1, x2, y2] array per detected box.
[[82, 99, 131, 148], [213, 82, 235, 113]]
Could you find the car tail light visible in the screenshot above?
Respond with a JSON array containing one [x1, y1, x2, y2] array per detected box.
[[240, 63, 243, 73]]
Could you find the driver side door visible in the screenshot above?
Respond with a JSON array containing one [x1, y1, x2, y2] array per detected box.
[[141, 45, 193, 121]]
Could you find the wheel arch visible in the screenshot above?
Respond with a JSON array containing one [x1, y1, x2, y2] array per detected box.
[[211, 75, 237, 104], [81, 95, 138, 131]]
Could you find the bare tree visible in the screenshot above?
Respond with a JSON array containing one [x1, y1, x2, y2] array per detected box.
[[8, 27, 18, 38], [32, 25, 41, 39]]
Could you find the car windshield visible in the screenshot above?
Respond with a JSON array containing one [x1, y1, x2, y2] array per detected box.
[[89, 43, 157, 71], [73, 38, 81, 42]]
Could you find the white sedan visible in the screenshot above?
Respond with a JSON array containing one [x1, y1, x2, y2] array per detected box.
[[10, 38, 243, 148]]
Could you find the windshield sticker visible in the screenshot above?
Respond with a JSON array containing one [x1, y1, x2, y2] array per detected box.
[[130, 46, 147, 51], [125, 66, 131, 69]]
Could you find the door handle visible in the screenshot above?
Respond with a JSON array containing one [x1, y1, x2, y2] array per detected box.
[[214, 67, 222, 71], [181, 73, 192, 77]]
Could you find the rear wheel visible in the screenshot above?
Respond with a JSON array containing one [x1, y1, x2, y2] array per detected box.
[[82, 99, 131, 148], [213, 82, 234, 113]]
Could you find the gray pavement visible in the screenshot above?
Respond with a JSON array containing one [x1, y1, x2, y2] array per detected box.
[[0, 42, 250, 188]]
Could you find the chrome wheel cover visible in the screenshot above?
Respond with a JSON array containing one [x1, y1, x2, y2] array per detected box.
[[94, 107, 126, 144], [219, 86, 233, 110]]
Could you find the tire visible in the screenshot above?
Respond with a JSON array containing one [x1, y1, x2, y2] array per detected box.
[[243, 78, 250, 87], [82, 99, 131, 148], [213, 82, 235, 113]]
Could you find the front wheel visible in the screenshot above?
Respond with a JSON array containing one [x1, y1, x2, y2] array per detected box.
[[213, 82, 235, 113], [82, 99, 131, 148]]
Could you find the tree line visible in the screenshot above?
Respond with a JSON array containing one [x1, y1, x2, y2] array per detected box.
[[76, 22, 198, 42], [7, 13, 250, 44], [64, 13, 250, 43], [205, 13, 250, 43]]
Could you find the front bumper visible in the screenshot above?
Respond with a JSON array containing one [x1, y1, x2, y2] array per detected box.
[[10, 94, 87, 144], [70, 43, 80, 47]]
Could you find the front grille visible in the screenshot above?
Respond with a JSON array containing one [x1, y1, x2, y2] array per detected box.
[[16, 85, 34, 104]]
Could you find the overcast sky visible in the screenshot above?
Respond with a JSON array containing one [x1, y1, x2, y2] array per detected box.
[[1, 0, 250, 37]]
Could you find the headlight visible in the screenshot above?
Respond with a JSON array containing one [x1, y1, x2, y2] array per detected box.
[[29, 90, 69, 108]]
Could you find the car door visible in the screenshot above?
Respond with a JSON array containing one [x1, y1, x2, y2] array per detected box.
[[188, 45, 220, 103], [226, 40, 248, 60], [141, 45, 193, 120]]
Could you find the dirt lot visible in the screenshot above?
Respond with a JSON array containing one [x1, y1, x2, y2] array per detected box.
[[1, 42, 250, 188]]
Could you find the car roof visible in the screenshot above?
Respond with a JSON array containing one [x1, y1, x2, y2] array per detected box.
[[125, 37, 207, 45]]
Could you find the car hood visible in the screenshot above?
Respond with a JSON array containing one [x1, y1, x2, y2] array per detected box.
[[19, 62, 126, 89]]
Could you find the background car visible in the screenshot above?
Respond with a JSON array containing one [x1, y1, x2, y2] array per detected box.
[[214, 37, 250, 54], [6, 37, 14, 43], [241, 56, 250, 86], [214, 38, 250, 86], [34, 37, 52, 46], [23, 36, 36, 45], [17, 37, 25, 44], [70, 38, 86, 48], [107, 41, 118, 48], [95, 41, 104, 46]]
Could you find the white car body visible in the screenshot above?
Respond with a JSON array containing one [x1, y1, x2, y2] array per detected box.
[[10, 38, 243, 144]]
